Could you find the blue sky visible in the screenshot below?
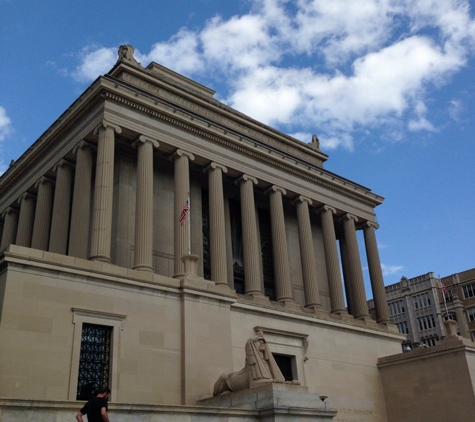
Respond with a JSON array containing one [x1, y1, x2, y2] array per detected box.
[[1, 0, 474, 293]]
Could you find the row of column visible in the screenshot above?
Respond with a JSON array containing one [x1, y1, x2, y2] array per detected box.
[[0, 119, 390, 323]]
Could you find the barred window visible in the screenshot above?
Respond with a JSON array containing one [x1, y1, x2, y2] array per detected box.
[[76, 323, 112, 400], [417, 315, 436, 331], [396, 321, 409, 334]]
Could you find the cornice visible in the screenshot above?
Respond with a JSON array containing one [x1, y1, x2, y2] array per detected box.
[[102, 88, 383, 209]]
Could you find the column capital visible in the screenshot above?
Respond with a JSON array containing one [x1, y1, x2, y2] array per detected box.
[[73, 140, 95, 155], [93, 119, 122, 136], [170, 149, 195, 162], [53, 159, 74, 173], [18, 192, 35, 204], [340, 213, 358, 223], [292, 195, 312, 206], [235, 174, 258, 186], [2, 206, 18, 219], [265, 185, 286, 196], [133, 135, 159, 149], [361, 220, 380, 230], [316, 204, 336, 215], [35, 176, 55, 189], [204, 162, 228, 174]]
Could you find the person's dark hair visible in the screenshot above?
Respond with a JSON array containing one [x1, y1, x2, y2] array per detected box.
[[98, 387, 111, 394]]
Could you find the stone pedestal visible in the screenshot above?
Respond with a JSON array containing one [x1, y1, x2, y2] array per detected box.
[[198, 383, 337, 421]]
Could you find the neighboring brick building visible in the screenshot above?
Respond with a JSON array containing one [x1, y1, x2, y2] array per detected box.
[[369, 269, 475, 350]]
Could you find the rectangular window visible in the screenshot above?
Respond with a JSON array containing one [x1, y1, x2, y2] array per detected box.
[[76, 323, 112, 400], [273, 353, 295, 382], [462, 283, 475, 299], [467, 307, 475, 322]]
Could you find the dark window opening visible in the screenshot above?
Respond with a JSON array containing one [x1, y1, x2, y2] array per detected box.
[[76, 323, 112, 400], [201, 190, 211, 280], [229, 198, 245, 294], [273, 354, 294, 381], [258, 208, 275, 300]]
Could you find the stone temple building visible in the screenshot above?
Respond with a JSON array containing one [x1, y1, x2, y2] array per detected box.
[[3, 45, 465, 421]]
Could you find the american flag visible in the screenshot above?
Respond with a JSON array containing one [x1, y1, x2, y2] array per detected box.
[[179, 198, 190, 226], [441, 282, 447, 294]]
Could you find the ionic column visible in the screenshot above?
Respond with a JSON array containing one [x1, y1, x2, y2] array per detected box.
[[338, 236, 354, 315], [133, 136, 159, 272], [172, 149, 195, 277], [363, 222, 391, 323], [69, 141, 94, 259], [205, 162, 228, 285], [267, 186, 293, 302], [31, 177, 54, 251], [294, 196, 321, 309], [49, 160, 74, 254], [236, 175, 262, 296], [342, 214, 369, 319], [90, 120, 121, 262], [319, 205, 346, 314], [16, 193, 35, 247], [0, 207, 19, 249]]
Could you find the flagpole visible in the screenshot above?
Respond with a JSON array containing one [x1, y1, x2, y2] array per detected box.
[[439, 275, 449, 318]]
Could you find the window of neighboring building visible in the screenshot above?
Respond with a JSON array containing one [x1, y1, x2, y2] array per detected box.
[[76, 323, 112, 400], [396, 321, 409, 334], [417, 315, 436, 331], [462, 282, 475, 299], [467, 307, 475, 322], [413, 292, 431, 310], [389, 300, 405, 317]]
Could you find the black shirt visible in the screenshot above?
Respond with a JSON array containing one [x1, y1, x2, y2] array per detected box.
[[80, 396, 108, 422]]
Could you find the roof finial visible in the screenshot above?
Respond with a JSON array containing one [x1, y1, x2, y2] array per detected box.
[[117, 44, 141, 67]]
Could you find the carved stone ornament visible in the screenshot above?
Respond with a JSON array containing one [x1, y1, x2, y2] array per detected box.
[[117, 44, 141, 67], [213, 331, 286, 396]]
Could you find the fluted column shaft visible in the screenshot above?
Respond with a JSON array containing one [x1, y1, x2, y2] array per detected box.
[[1, 208, 19, 249], [69, 141, 94, 259], [49, 160, 73, 254], [295, 196, 321, 308], [339, 237, 354, 315], [31, 177, 54, 251], [90, 121, 121, 262], [16, 193, 35, 247], [342, 214, 369, 319], [320, 206, 346, 313], [237, 175, 262, 295], [267, 186, 293, 302], [133, 136, 159, 272], [205, 162, 228, 285], [173, 150, 194, 277], [363, 222, 391, 323]]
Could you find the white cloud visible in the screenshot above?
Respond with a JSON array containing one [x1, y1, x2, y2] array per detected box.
[[0, 106, 12, 142], [72, 46, 117, 82], [381, 263, 404, 276], [144, 30, 205, 76], [69, 0, 475, 150]]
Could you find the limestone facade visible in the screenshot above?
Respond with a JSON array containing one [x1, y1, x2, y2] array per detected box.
[[0, 46, 403, 421]]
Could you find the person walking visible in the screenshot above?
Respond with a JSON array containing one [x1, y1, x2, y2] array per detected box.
[[76, 387, 111, 422]]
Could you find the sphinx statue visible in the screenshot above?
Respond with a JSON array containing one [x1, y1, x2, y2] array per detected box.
[[213, 331, 285, 396]]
